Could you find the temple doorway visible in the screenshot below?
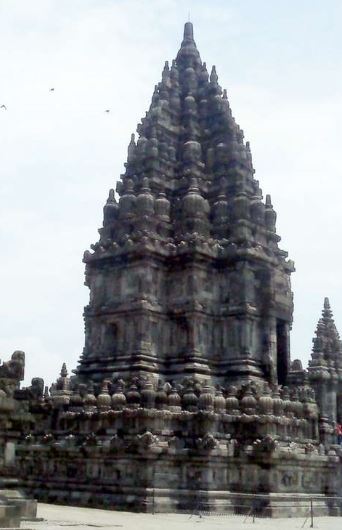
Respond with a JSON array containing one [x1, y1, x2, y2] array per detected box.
[[276, 319, 288, 386]]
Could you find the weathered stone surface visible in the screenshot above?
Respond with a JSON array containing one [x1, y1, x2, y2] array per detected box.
[[0, 353, 37, 526], [77, 22, 294, 388], [1, 22, 342, 517]]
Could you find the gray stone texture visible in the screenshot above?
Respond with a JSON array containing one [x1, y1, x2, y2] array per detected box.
[[1, 22, 342, 518], [0, 352, 37, 526]]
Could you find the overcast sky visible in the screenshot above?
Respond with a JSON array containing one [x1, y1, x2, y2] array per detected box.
[[0, 0, 342, 386]]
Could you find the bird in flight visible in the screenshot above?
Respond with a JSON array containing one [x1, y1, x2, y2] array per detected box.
[[105, 109, 110, 113], [0, 104, 7, 110], [49, 88, 55, 92]]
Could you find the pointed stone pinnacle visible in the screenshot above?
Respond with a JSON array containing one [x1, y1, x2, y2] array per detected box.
[[61, 363, 68, 378], [178, 21, 199, 63], [183, 21, 194, 43], [322, 297, 333, 320], [162, 61, 170, 80], [107, 189, 115, 203], [127, 133, 136, 162], [265, 194, 272, 207], [210, 65, 218, 84]]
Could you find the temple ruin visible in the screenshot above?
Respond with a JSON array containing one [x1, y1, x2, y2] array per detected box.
[[0, 22, 341, 519]]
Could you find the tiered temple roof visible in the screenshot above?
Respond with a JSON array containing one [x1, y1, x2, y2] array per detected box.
[[85, 22, 292, 268]]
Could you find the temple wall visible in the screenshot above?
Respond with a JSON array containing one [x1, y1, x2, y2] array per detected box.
[[16, 443, 341, 515]]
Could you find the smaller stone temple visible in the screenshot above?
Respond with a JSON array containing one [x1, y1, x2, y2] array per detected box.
[[289, 297, 342, 427], [0, 22, 342, 518]]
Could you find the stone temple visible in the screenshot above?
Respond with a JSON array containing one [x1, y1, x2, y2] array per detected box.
[[0, 22, 341, 520]]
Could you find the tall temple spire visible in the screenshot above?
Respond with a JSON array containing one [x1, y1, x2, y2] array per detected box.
[[13, 21, 342, 516], [80, 22, 294, 384]]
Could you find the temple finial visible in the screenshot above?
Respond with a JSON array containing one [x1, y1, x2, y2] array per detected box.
[[265, 194, 272, 207], [60, 363, 68, 378], [107, 189, 116, 203], [127, 133, 136, 162], [183, 21, 194, 42], [210, 65, 218, 84], [177, 21, 200, 64], [322, 297, 333, 320]]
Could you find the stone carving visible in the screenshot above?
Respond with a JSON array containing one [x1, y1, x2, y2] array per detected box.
[[136, 431, 159, 451], [253, 435, 278, 454], [196, 433, 218, 452], [0, 21, 341, 518]]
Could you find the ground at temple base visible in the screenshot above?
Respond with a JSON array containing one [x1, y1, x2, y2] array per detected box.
[[22, 503, 342, 530]]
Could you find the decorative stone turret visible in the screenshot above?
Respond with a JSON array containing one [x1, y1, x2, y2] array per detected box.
[[311, 298, 342, 368], [308, 298, 342, 425]]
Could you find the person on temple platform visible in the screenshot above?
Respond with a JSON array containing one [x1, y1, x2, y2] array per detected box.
[[335, 423, 342, 445]]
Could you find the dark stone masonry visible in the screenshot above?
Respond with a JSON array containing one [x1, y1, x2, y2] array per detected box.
[[0, 23, 341, 519]]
